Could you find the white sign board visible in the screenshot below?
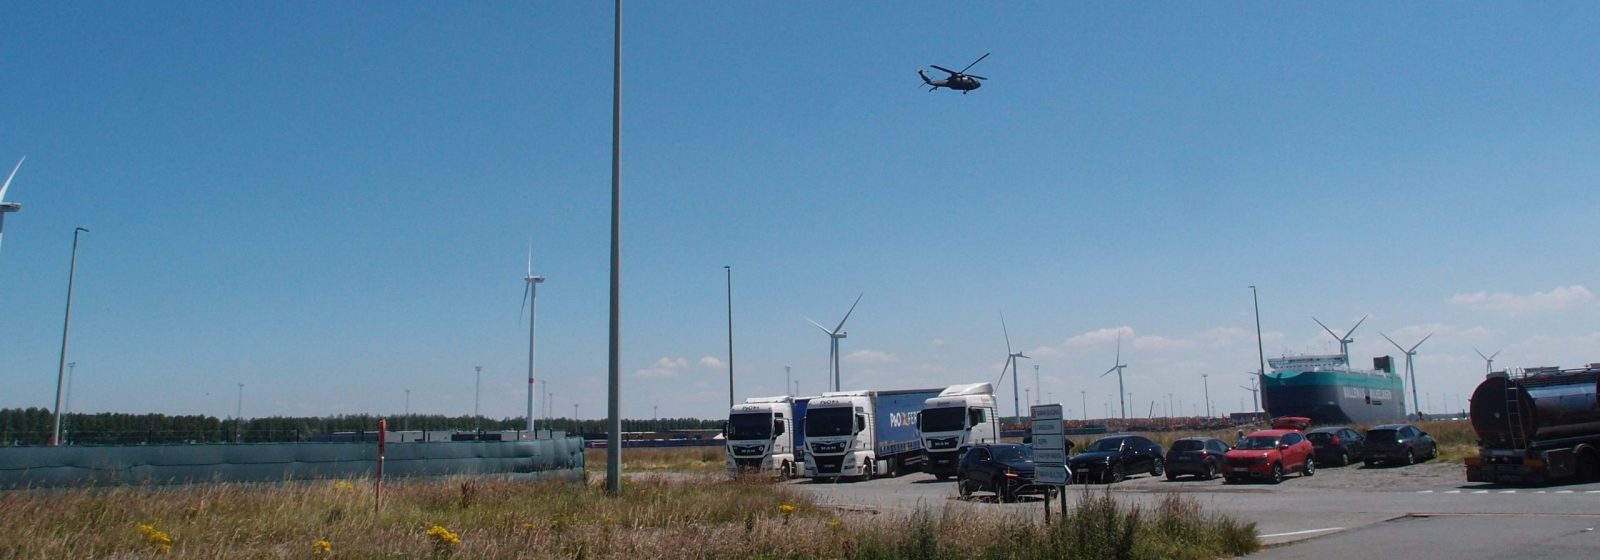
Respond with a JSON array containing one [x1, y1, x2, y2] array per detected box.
[[1030, 404, 1063, 421], [1036, 464, 1069, 485], [1032, 433, 1066, 451], [1036, 449, 1068, 464], [1031, 418, 1062, 436]]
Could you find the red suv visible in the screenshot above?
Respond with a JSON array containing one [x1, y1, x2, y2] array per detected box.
[[1223, 429, 1315, 484]]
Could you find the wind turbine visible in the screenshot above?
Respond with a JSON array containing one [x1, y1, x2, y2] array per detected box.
[[807, 293, 862, 392], [0, 157, 24, 257], [520, 243, 545, 435], [1100, 333, 1128, 419], [993, 313, 1029, 420], [1381, 332, 1433, 421], [1240, 374, 1261, 413], [1313, 314, 1369, 364], [1474, 348, 1502, 374]]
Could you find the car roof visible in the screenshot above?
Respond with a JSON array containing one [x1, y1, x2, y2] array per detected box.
[[1370, 424, 1410, 430], [1246, 429, 1295, 437], [1306, 426, 1349, 433], [1175, 436, 1222, 442], [975, 443, 1024, 450]]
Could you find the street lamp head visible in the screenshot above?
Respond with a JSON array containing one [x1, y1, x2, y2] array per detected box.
[[75, 227, 88, 233]]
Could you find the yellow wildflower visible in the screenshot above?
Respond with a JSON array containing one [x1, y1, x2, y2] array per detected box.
[[521, 522, 536, 531], [333, 481, 355, 492], [138, 523, 173, 554], [426, 524, 461, 550], [778, 503, 797, 514], [312, 538, 333, 558]]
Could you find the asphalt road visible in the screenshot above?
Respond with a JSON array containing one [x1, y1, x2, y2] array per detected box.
[[786, 460, 1600, 558]]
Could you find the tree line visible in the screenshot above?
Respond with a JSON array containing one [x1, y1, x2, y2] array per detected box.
[[0, 407, 724, 446]]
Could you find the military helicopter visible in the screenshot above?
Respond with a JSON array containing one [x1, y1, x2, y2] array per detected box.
[[918, 53, 989, 94]]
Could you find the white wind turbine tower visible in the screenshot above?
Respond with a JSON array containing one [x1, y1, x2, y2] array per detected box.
[[520, 245, 545, 435], [1475, 348, 1502, 374], [807, 293, 862, 392], [1381, 331, 1433, 420], [1101, 333, 1128, 419], [0, 157, 24, 257], [992, 313, 1029, 420], [1313, 314, 1369, 364]]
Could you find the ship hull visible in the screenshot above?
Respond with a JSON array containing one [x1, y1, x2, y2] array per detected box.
[[1262, 370, 1406, 425]]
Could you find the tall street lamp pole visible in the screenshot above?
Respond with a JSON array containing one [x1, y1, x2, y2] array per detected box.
[[63, 361, 76, 445], [1202, 374, 1212, 418], [725, 265, 734, 408], [51, 226, 88, 447], [473, 365, 482, 433], [404, 389, 411, 432], [235, 382, 244, 443], [1250, 285, 1267, 411], [605, 0, 624, 496]]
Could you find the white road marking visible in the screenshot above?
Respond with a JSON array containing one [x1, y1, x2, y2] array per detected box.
[[1498, 490, 1517, 494], [1259, 527, 1345, 539], [1557, 490, 1574, 494], [1535, 490, 1547, 494], [1585, 491, 1600, 494], [1472, 490, 1489, 494], [1417, 490, 1433, 494], [1444, 490, 1461, 494]]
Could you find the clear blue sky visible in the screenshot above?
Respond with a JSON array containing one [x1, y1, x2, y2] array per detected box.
[[3, 3, 1598, 422]]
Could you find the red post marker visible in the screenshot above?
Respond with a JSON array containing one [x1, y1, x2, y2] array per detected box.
[[376, 418, 387, 514]]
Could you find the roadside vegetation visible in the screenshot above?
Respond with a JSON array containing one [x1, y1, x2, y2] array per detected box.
[[585, 445, 725, 473], [0, 462, 1258, 558]]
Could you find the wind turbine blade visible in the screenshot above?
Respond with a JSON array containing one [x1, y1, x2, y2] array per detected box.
[[1000, 312, 1013, 355], [1313, 317, 1341, 342], [0, 156, 23, 201], [1101, 365, 1118, 377], [519, 284, 531, 324], [1474, 348, 1489, 361], [833, 293, 863, 333], [995, 358, 1011, 387], [1490, 350, 1501, 360], [526, 238, 533, 276], [1345, 315, 1370, 339], [1115, 333, 1123, 366], [1409, 333, 1434, 353], [1380, 332, 1405, 353], [805, 317, 833, 335]]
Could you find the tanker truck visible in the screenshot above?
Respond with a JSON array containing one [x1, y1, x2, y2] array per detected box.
[[919, 383, 999, 480], [1466, 364, 1600, 485]]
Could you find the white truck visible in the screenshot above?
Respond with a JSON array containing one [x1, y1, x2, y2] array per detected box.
[[725, 395, 808, 478], [918, 382, 1000, 480], [803, 388, 944, 480]]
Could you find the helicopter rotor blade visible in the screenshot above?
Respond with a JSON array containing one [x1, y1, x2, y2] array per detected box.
[[959, 52, 990, 74], [967, 74, 987, 80], [930, 65, 960, 75]]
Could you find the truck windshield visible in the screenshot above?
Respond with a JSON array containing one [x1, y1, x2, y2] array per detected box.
[[806, 407, 854, 437], [727, 413, 772, 440], [920, 407, 966, 432]]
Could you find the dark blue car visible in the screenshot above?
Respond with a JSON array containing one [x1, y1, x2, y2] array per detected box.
[[956, 443, 1053, 502]]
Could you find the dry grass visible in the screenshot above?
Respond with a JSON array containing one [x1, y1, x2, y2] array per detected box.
[[584, 445, 725, 473], [0, 472, 1257, 559]]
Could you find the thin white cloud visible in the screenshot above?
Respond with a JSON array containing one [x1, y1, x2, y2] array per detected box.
[[1028, 346, 1061, 358], [845, 349, 898, 365], [1449, 285, 1593, 315], [1065, 326, 1136, 348], [1132, 335, 1195, 351], [635, 357, 689, 378], [931, 338, 946, 346], [698, 356, 726, 370]]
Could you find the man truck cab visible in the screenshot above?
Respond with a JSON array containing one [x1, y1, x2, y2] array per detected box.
[[725, 396, 808, 478], [919, 383, 999, 480]]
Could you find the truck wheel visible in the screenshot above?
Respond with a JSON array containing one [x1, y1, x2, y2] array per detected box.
[[781, 461, 794, 480]]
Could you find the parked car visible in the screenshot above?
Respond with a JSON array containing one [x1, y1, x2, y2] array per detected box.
[[1306, 426, 1366, 467], [1164, 437, 1230, 480], [955, 443, 1051, 502], [1069, 435, 1164, 483], [1363, 424, 1438, 467], [1223, 429, 1315, 484]]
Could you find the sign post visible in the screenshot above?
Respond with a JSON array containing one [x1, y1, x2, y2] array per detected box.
[[1030, 404, 1069, 524]]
